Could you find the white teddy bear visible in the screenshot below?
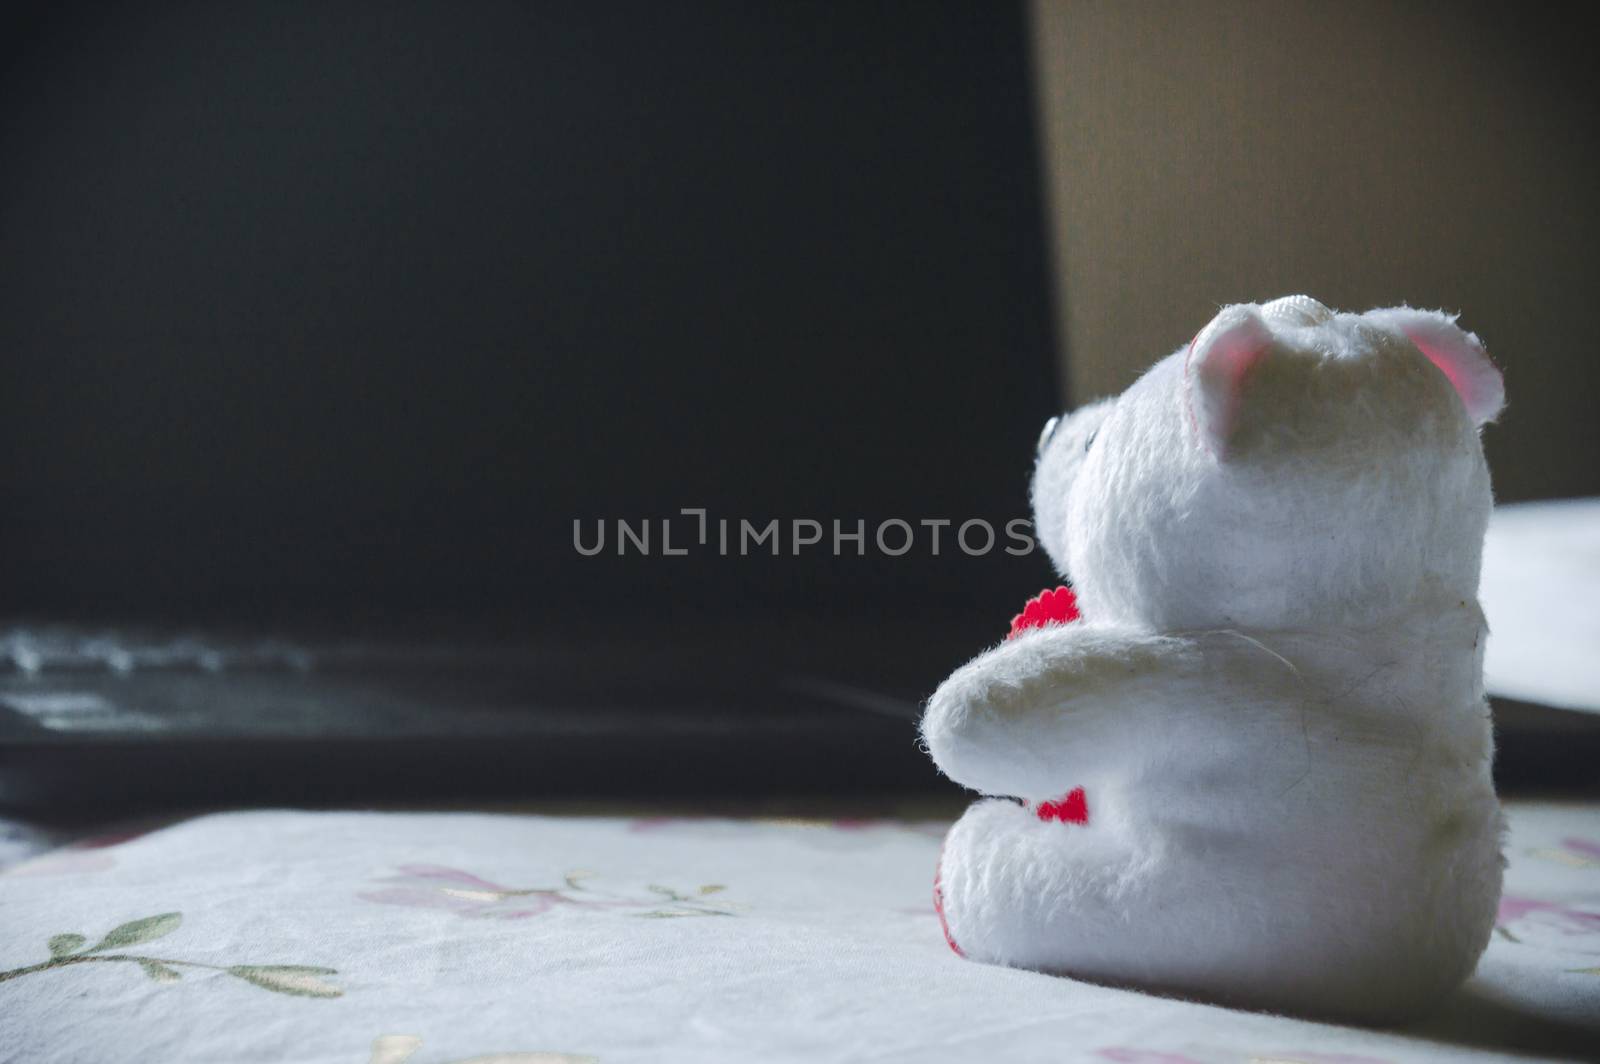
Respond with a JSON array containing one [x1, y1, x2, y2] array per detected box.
[[922, 296, 1505, 1023]]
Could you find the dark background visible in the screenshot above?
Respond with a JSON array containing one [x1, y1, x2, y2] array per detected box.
[[1, 1, 1060, 625]]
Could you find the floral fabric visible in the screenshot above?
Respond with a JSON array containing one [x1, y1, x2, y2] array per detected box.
[[1, 803, 1596, 1063]]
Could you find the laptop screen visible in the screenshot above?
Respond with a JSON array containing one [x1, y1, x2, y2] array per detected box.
[[1, 2, 1059, 633]]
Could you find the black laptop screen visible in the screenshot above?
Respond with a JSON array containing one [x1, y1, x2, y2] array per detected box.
[[1, 1, 1060, 625]]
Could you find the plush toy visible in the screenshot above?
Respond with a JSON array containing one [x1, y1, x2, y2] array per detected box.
[[922, 296, 1505, 1024]]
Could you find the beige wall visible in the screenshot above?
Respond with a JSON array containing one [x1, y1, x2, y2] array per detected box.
[[1029, 0, 1598, 501]]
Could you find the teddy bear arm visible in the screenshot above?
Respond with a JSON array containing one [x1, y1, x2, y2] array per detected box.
[[920, 626, 1199, 798]]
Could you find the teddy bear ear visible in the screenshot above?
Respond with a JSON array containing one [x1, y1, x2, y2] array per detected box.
[[1184, 303, 1275, 456], [1364, 307, 1505, 426]]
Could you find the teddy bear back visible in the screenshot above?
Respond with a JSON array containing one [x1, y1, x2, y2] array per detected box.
[[1052, 298, 1502, 633]]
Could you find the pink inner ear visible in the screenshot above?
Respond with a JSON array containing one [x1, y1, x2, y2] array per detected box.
[[1409, 333, 1499, 423], [1184, 308, 1273, 454]]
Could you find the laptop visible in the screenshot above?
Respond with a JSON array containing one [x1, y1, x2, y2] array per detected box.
[[0, 1, 1060, 811]]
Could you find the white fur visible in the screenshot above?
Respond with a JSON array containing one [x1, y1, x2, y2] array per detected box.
[[923, 297, 1505, 1024]]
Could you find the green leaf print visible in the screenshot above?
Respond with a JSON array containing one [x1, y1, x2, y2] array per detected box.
[[90, 912, 181, 952], [47, 934, 86, 957], [227, 965, 343, 998], [0, 912, 340, 999]]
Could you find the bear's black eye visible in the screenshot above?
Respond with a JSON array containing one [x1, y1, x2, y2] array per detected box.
[[1084, 428, 1098, 453]]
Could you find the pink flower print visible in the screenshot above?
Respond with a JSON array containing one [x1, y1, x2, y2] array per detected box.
[[358, 866, 630, 920], [5, 848, 117, 878], [1497, 894, 1600, 936], [1529, 837, 1600, 869], [358, 866, 740, 919], [1564, 838, 1600, 860], [2, 821, 163, 877]]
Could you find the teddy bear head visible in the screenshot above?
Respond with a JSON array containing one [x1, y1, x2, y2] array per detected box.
[[1030, 296, 1504, 631]]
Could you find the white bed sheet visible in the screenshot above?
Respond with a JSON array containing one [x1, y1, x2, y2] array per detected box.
[[1, 803, 1597, 1064]]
